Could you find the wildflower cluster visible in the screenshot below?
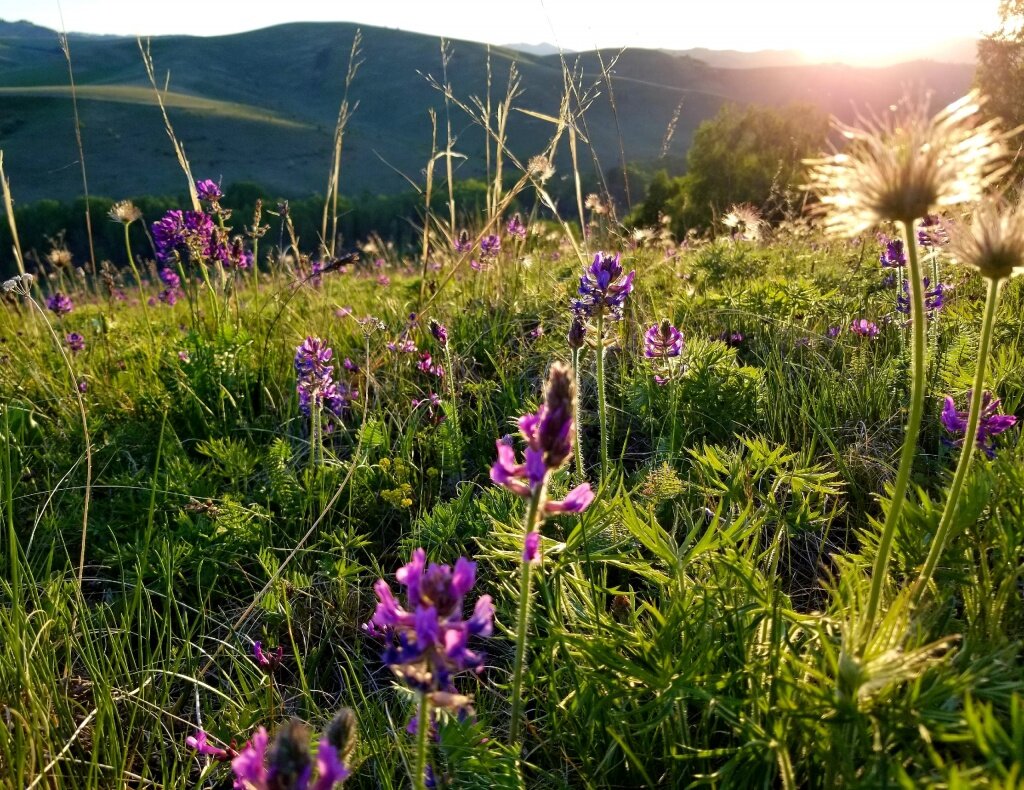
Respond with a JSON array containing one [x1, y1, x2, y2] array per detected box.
[[46, 292, 73, 316], [365, 549, 493, 717], [941, 390, 1017, 459], [152, 204, 252, 270], [896, 277, 946, 315], [572, 252, 635, 320], [295, 337, 353, 431], [490, 363, 594, 514], [644, 319, 684, 385]]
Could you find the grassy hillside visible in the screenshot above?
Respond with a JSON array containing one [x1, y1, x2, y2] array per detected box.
[[0, 20, 974, 204]]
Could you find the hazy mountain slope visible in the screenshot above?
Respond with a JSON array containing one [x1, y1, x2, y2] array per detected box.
[[0, 21, 974, 202]]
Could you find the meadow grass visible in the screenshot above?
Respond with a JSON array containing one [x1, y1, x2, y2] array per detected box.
[[1, 207, 1023, 787]]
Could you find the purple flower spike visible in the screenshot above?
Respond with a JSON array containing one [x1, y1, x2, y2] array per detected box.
[[506, 213, 527, 240], [365, 548, 494, 700], [941, 391, 1017, 459], [312, 741, 350, 790], [545, 483, 595, 514], [523, 531, 541, 564], [573, 252, 635, 320], [878, 234, 906, 268], [295, 336, 352, 427], [480, 234, 501, 258], [429, 319, 448, 346], [46, 292, 74, 316], [644, 320, 684, 359], [454, 230, 472, 253]]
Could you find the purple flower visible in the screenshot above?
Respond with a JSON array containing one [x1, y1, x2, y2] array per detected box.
[[523, 531, 541, 564], [480, 234, 501, 258], [387, 339, 417, 354], [454, 230, 472, 253], [196, 179, 223, 202], [312, 741, 350, 790], [295, 337, 352, 427], [77, 380, 88, 393], [917, 214, 949, 248], [429, 319, 448, 346], [185, 730, 235, 762], [365, 549, 494, 701], [878, 234, 906, 268], [46, 292, 73, 316], [941, 391, 1017, 459], [573, 252, 635, 320], [896, 278, 946, 315], [644, 320, 684, 359], [826, 325, 841, 339], [253, 641, 284, 674], [66, 332, 85, 353], [850, 319, 879, 338], [489, 362, 594, 515], [506, 213, 527, 240], [151, 209, 216, 265], [417, 352, 444, 378], [717, 330, 744, 346], [232, 728, 270, 789], [178, 350, 190, 362], [567, 314, 587, 350]]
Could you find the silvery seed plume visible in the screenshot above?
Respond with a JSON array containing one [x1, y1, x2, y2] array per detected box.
[[806, 91, 1011, 236], [947, 195, 1024, 281]]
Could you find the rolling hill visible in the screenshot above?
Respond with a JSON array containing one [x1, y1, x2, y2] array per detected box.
[[0, 19, 975, 204]]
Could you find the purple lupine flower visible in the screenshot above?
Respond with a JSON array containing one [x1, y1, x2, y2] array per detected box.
[[826, 325, 842, 339], [717, 330, 744, 347], [46, 292, 73, 316], [151, 209, 216, 265], [567, 314, 587, 350], [185, 730, 235, 762], [490, 362, 594, 514], [66, 332, 85, 353], [387, 339, 417, 354], [506, 213, 527, 240], [480, 234, 501, 258], [454, 230, 472, 253], [253, 641, 284, 674], [342, 358, 359, 372], [896, 278, 947, 315], [941, 391, 1017, 459], [365, 549, 494, 710], [572, 252, 635, 320], [417, 352, 444, 378], [917, 214, 949, 248], [196, 179, 223, 202], [226, 236, 253, 270], [429, 319, 448, 346], [850, 319, 879, 338], [644, 320, 684, 359], [157, 266, 182, 305], [376, 275, 391, 287], [295, 337, 351, 426], [232, 728, 270, 789], [77, 380, 88, 393], [312, 741, 350, 790], [878, 234, 906, 268], [882, 272, 897, 288]]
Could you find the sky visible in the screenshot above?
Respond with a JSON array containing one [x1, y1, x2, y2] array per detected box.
[[1, 0, 1002, 64]]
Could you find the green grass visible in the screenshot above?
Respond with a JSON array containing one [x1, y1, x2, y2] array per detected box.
[[0, 216, 1022, 787]]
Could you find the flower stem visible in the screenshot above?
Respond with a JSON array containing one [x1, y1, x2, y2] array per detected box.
[[124, 223, 155, 344], [571, 347, 585, 481], [443, 344, 462, 462], [862, 220, 928, 648], [595, 311, 608, 480], [509, 483, 545, 747], [910, 275, 1002, 607], [414, 693, 431, 790]]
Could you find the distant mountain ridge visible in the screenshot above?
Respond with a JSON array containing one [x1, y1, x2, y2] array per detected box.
[[0, 19, 975, 203]]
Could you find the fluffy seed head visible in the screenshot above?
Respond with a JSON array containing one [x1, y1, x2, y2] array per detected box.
[[947, 195, 1024, 281], [806, 92, 1011, 236]]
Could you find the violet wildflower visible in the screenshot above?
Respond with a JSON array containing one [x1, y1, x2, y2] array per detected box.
[[480, 234, 501, 258], [826, 325, 842, 339], [178, 350, 190, 363], [897, 278, 946, 314], [454, 230, 472, 253], [429, 319, 448, 346], [158, 267, 182, 305], [490, 364, 594, 515], [342, 357, 359, 372], [941, 391, 1017, 459], [417, 352, 444, 378], [151, 209, 216, 265], [506, 213, 527, 240], [387, 339, 417, 354], [253, 641, 284, 674], [523, 531, 541, 564], [77, 380, 88, 393], [644, 320, 684, 359], [46, 292, 73, 316], [185, 730, 235, 762], [850, 319, 879, 338], [567, 314, 587, 350], [195, 179, 223, 202], [66, 332, 85, 353], [917, 214, 949, 248], [878, 235, 906, 268], [572, 252, 635, 320], [295, 337, 351, 454]]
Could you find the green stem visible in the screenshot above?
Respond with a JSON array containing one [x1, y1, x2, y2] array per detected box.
[[124, 223, 155, 344], [572, 347, 585, 481], [443, 344, 462, 460], [414, 693, 431, 790], [862, 220, 928, 647], [595, 312, 608, 480], [509, 483, 545, 747], [910, 275, 1002, 607]]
